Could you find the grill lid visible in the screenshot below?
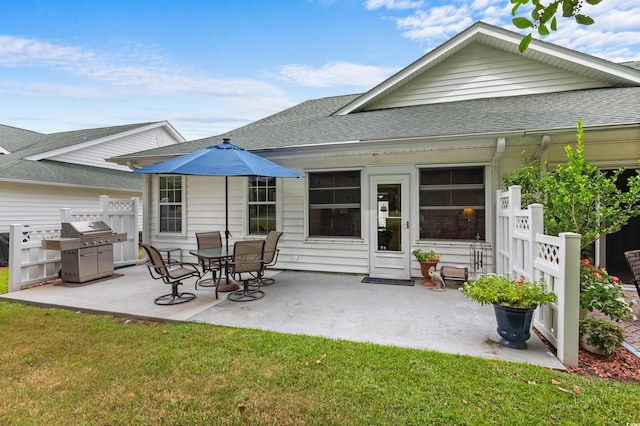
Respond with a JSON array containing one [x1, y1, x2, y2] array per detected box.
[[61, 221, 113, 238]]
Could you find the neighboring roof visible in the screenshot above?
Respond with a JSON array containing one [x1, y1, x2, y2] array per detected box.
[[0, 121, 183, 189], [0, 124, 45, 154], [0, 158, 141, 190]]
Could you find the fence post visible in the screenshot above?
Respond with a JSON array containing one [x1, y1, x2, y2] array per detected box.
[[100, 195, 109, 223], [557, 232, 581, 366], [527, 204, 544, 278], [60, 208, 71, 223], [8, 225, 23, 292]]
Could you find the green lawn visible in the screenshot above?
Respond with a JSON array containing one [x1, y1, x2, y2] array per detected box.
[[0, 268, 7, 294], [0, 300, 639, 425]]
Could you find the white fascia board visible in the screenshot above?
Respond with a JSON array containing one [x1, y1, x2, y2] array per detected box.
[[24, 122, 184, 161], [0, 177, 140, 192]]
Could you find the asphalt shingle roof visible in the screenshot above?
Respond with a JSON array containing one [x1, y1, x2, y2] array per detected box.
[[0, 122, 158, 189], [119, 87, 640, 159]]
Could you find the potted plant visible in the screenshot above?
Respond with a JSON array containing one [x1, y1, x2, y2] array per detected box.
[[412, 249, 441, 286], [579, 316, 624, 356], [461, 274, 557, 349]]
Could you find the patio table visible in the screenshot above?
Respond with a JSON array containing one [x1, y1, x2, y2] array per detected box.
[[189, 247, 238, 293]]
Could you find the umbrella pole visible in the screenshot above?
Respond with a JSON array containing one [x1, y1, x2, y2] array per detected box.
[[218, 176, 239, 293]]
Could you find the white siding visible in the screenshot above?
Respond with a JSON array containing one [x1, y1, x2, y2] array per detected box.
[[367, 44, 610, 110], [0, 181, 139, 231], [49, 127, 179, 171]]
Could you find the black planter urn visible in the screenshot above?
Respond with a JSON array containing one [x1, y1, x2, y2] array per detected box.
[[492, 303, 537, 349]]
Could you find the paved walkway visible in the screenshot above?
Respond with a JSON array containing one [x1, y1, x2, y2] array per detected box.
[[1, 265, 567, 370], [620, 289, 640, 356]]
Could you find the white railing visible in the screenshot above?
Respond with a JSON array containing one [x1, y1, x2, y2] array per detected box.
[[8, 196, 140, 293], [496, 186, 580, 366]]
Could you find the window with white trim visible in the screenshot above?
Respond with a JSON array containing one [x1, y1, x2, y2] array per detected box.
[[159, 175, 183, 233], [419, 166, 485, 240], [248, 176, 276, 235], [308, 170, 361, 238]]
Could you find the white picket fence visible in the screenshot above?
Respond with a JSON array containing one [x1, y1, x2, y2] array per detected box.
[[7, 196, 140, 293], [496, 186, 580, 366]]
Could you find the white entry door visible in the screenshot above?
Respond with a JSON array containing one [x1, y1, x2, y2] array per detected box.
[[369, 174, 411, 279]]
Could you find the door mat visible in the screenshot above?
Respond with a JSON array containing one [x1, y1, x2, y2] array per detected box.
[[56, 273, 124, 287], [362, 277, 414, 286]]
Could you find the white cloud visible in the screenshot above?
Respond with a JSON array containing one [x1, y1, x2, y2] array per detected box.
[[0, 81, 117, 99], [0, 35, 284, 98], [274, 61, 398, 88], [364, 0, 424, 11]]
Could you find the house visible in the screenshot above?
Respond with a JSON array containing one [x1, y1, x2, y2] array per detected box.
[[110, 22, 640, 281], [0, 121, 185, 231]]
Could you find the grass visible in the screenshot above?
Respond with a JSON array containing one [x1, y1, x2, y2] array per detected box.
[[0, 268, 7, 294], [1, 272, 639, 424], [0, 302, 639, 425]]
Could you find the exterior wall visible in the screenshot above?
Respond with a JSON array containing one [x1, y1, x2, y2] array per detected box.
[[367, 44, 609, 110], [49, 127, 179, 171], [0, 181, 140, 232], [145, 127, 639, 278]]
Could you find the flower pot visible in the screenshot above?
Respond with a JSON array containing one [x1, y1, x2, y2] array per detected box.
[[492, 303, 537, 349], [419, 261, 439, 286], [580, 334, 612, 356]]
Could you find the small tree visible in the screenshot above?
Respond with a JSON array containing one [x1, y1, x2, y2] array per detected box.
[[502, 120, 640, 250]]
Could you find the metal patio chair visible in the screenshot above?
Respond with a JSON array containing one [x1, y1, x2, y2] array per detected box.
[[141, 243, 200, 305], [624, 249, 640, 298], [227, 239, 266, 302], [195, 231, 224, 289], [258, 231, 283, 286]]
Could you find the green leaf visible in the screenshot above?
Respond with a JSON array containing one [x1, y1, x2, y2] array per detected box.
[[585, 0, 602, 4], [562, 0, 574, 17], [538, 23, 550, 36], [519, 33, 533, 52], [513, 17, 534, 29], [550, 16, 557, 31], [576, 14, 595, 25]]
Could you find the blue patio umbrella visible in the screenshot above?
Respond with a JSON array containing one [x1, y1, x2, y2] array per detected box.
[[134, 138, 302, 249]]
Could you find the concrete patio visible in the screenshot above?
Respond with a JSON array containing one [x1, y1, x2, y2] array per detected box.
[[0, 264, 565, 370]]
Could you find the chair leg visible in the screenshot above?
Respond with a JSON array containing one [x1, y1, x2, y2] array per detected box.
[[154, 281, 196, 305], [227, 279, 265, 302], [634, 280, 640, 299]]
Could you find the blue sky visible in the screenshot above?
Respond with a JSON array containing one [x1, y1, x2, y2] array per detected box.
[[1, 0, 639, 141]]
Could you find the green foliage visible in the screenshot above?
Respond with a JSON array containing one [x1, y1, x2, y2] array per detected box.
[[411, 248, 440, 262], [580, 259, 636, 323], [510, 0, 601, 52], [461, 274, 557, 307], [0, 269, 6, 294], [579, 316, 624, 355], [502, 120, 640, 250]]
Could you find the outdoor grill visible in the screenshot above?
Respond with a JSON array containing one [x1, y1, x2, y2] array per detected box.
[[42, 221, 127, 283]]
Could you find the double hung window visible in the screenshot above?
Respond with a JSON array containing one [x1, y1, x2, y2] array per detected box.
[[159, 175, 183, 233], [248, 176, 276, 235]]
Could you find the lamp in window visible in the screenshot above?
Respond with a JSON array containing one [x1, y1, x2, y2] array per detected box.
[[461, 208, 475, 239]]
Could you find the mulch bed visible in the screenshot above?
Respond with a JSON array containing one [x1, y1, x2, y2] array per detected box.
[[534, 329, 640, 383]]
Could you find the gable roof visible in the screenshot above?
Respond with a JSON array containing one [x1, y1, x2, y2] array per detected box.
[[111, 21, 640, 166], [335, 22, 640, 115], [0, 121, 184, 190]]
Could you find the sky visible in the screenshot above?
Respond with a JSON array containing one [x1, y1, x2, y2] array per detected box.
[[1, 0, 639, 141]]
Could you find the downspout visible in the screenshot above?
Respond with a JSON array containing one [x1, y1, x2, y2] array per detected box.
[[532, 135, 551, 162]]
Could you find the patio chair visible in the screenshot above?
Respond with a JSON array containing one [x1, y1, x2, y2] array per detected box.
[[227, 239, 266, 302], [258, 231, 283, 286], [195, 231, 224, 289], [624, 249, 640, 298], [141, 243, 200, 305]]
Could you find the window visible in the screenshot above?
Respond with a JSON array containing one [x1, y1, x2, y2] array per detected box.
[[308, 170, 361, 238], [419, 167, 485, 240], [248, 176, 276, 235], [159, 176, 183, 233]]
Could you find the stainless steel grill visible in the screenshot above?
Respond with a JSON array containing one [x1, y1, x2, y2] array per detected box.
[[42, 221, 127, 283]]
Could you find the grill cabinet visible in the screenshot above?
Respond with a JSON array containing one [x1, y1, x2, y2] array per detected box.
[[43, 221, 127, 283]]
